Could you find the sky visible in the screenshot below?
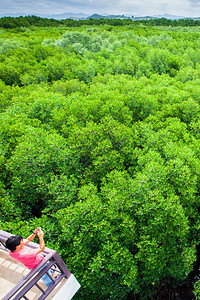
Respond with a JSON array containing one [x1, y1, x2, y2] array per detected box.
[[1, 0, 200, 18]]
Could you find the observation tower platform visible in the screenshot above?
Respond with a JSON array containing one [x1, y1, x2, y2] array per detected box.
[[0, 230, 80, 300]]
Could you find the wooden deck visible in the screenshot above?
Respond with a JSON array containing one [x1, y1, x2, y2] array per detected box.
[[0, 249, 66, 300]]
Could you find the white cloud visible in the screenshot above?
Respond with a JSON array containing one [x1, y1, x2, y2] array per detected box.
[[0, 0, 200, 17], [189, 0, 200, 6]]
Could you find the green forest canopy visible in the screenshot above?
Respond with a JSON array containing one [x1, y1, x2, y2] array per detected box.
[[1, 15, 200, 28], [1, 20, 200, 299]]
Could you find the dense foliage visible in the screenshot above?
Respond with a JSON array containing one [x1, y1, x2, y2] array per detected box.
[[1, 15, 200, 28], [1, 20, 200, 299]]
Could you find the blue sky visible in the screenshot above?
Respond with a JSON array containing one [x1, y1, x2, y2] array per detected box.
[[1, 0, 200, 17]]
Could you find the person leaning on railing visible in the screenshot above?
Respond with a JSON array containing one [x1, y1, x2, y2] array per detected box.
[[5, 227, 54, 287]]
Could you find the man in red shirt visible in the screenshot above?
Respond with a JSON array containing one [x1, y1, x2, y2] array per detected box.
[[6, 228, 53, 287]]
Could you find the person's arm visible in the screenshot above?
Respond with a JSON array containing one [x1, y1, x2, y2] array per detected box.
[[23, 228, 39, 245], [37, 229, 45, 254]]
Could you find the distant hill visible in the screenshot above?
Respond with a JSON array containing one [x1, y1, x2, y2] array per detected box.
[[41, 12, 89, 20], [0, 12, 198, 21], [0, 12, 89, 20], [154, 14, 190, 20], [87, 14, 130, 20], [87, 13, 194, 21]]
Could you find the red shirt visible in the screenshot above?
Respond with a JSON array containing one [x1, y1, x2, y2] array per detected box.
[[9, 246, 44, 269]]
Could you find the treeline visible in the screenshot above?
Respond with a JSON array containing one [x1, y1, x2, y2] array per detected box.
[[1, 24, 200, 299], [1, 15, 200, 28], [138, 17, 200, 27], [0, 15, 133, 28]]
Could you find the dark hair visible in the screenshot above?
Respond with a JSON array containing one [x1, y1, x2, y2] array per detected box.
[[6, 235, 23, 252]]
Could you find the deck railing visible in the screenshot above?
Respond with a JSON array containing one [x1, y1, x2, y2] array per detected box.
[[0, 230, 80, 300]]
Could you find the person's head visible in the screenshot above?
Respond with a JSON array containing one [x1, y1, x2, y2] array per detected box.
[[6, 235, 23, 252]]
